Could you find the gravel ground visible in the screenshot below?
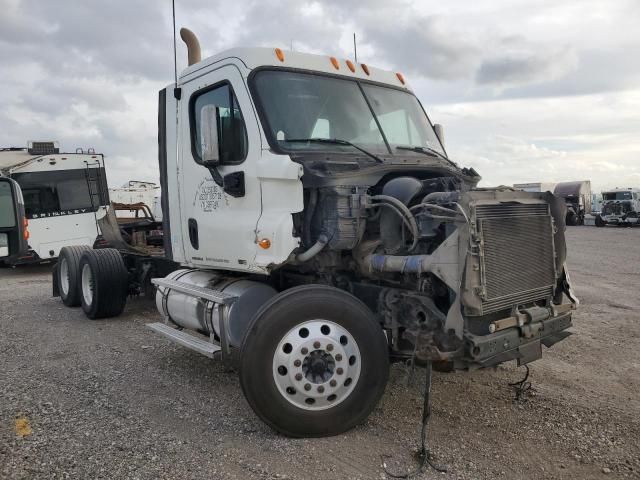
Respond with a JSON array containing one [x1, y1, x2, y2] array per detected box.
[[1, 227, 639, 480]]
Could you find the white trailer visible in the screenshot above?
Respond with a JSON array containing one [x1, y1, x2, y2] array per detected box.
[[0, 142, 109, 263], [109, 181, 160, 211], [513, 182, 557, 193]]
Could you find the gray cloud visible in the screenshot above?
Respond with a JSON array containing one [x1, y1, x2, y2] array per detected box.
[[0, 0, 639, 190], [476, 47, 578, 87]]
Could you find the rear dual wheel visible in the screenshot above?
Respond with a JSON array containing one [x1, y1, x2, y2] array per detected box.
[[78, 249, 128, 319], [239, 285, 389, 437], [58, 246, 92, 306]]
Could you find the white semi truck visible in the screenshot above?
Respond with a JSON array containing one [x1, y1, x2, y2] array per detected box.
[[52, 29, 577, 438], [0, 142, 109, 264], [597, 188, 640, 226]]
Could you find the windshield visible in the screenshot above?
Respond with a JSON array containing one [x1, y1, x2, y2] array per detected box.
[[252, 70, 446, 157], [603, 191, 633, 201]]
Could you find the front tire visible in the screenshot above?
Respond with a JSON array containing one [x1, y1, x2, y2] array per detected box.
[[239, 285, 389, 437], [58, 246, 92, 306], [79, 248, 128, 319]]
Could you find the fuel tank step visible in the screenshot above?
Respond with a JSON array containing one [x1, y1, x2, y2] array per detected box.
[[152, 278, 237, 304], [146, 322, 221, 358]]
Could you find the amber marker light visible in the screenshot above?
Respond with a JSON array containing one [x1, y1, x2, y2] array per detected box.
[[275, 48, 285, 62], [345, 59, 355, 72], [361, 63, 370, 75], [330, 56, 340, 70], [258, 238, 271, 249], [396, 72, 406, 85]]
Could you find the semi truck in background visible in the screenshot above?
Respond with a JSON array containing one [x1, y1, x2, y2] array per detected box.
[[51, 29, 577, 438], [553, 181, 592, 226], [598, 188, 640, 227], [0, 142, 109, 264]]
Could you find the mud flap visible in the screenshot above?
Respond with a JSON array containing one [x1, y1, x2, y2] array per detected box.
[[52, 263, 60, 297]]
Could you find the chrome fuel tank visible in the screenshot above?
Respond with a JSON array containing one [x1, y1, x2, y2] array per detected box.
[[155, 269, 277, 347]]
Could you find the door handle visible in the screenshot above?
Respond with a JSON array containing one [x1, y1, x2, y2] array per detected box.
[[188, 218, 199, 250]]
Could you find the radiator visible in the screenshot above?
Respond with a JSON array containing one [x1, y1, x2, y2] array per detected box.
[[475, 203, 556, 314]]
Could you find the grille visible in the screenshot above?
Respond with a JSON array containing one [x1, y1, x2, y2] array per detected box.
[[476, 203, 555, 314]]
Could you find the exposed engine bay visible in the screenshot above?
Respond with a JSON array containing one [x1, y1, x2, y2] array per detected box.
[[278, 157, 577, 370]]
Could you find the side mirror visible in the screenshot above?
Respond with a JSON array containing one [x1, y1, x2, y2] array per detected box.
[[434, 123, 445, 147], [0, 177, 28, 260], [200, 104, 220, 167]]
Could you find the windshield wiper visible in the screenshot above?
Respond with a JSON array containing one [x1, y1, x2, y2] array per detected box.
[[283, 138, 384, 164], [396, 145, 457, 167]]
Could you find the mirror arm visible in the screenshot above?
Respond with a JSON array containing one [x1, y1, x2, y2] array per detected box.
[[207, 166, 224, 187]]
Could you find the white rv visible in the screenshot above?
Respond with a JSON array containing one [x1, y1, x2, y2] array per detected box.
[[0, 142, 109, 263], [108, 180, 162, 220]]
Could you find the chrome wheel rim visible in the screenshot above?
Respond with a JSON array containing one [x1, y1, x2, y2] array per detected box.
[[59, 258, 70, 296], [81, 264, 94, 306], [272, 320, 361, 411]]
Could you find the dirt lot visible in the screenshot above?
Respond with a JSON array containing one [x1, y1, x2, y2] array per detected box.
[[1, 227, 638, 480]]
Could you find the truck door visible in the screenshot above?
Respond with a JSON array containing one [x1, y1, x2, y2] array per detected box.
[[178, 65, 263, 271], [0, 177, 28, 261]]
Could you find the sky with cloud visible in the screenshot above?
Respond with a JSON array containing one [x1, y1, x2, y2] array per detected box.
[[1, 0, 639, 191]]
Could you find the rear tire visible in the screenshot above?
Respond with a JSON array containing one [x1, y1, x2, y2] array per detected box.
[[79, 248, 128, 319], [239, 285, 389, 437], [595, 215, 605, 227], [58, 246, 92, 307]]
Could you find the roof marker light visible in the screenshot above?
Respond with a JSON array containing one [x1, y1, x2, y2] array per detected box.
[[275, 48, 285, 62], [346, 60, 355, 72], [396, 72, 406, 85], [361, 63, 370, 75], [330, 57, 340, 70]]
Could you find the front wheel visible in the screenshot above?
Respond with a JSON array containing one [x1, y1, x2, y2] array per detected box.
[[239, 285, 389, 437]]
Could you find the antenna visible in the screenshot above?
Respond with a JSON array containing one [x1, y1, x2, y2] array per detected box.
[[172, 0, 178, 88], [353, 33, 357, 63]]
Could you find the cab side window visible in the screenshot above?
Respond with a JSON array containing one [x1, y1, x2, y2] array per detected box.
[[191, 83, 248, 165]]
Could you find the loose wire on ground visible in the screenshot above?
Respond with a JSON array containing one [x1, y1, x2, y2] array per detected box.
[[509, 364, 532, 402], [382, 360, 448, 478]]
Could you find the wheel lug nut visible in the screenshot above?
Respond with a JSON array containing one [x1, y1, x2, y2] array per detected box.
[[326, 344, 334, 352], [313, 341, 321, 349], [318, 386, 325, 393], [330, 380, 337, 387], [304, 383, 311, 391], [295, 373, 303, 381], [335, 354, 342, 361], [336, 368, 344, 375], [294, 359, 301, 367], [301, 347, 308, 355]]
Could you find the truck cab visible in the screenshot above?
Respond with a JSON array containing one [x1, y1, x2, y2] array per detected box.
[[598, 188, 640, 226], [56, 29, 577, 438]]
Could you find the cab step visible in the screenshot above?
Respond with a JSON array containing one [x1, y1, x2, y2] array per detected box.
[[146, 322, 221, 358], [151, 278, 237, 304]]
